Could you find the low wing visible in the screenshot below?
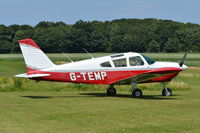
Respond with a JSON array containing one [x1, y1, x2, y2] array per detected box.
[[15, 73, 50, 78], [111, 67, 182, 84]]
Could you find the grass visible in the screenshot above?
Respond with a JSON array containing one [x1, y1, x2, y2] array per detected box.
[[0, 69, 200, 133], [0, 53, 200, 133]]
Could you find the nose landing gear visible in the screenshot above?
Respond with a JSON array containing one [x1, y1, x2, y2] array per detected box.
[[162, 88, 172, 96], [161, 83, 172, 96]]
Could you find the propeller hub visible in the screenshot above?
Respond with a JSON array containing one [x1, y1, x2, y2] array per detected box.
[[182, 64, 188, 70]]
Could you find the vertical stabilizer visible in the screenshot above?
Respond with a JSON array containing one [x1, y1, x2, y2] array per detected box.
[[18, 39, 55, 70]]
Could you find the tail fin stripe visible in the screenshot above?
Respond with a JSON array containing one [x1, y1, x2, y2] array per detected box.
[[18, 39, 40, 49]]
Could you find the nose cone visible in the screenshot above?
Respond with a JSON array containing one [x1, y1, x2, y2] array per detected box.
[[182, 64, 188, 70]]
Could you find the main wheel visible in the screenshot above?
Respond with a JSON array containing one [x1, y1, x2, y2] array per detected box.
[[132, 89, 143, 98], [107, 88, 116, 96], [162, 88, 172, 96]]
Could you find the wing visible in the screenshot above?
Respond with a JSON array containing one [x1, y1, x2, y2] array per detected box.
[[111, 67, 182, 85]]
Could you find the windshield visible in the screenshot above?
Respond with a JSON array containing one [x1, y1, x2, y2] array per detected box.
[[141, 54, 155, 65]]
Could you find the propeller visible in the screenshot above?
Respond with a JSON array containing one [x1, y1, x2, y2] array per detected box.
[[179, 53, 187, 67]]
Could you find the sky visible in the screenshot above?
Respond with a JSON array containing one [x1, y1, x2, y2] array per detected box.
[[0, 0, 199, 26]]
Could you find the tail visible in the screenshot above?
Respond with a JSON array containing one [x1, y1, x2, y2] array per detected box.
[[18, 39, 55, 71]]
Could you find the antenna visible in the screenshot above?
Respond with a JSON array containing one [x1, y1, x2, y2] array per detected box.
[[83, 48, 94, 59], [62, 53, 73, 63]]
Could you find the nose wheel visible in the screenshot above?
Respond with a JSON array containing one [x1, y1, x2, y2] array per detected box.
[[161, 83, 172, 96], [162, 88, 172, 96]]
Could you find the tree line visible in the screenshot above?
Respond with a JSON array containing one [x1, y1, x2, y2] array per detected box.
[[0, 18, 200, 53]]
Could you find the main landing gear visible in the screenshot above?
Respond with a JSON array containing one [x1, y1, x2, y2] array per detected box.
[[106, 83, 143, 98], [130, 83, 143, 98], [107, 84, 116, 96]]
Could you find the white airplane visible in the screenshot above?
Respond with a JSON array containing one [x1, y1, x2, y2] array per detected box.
[[16, 39, 188, 97]]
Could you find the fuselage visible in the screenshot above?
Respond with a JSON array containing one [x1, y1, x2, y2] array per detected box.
[[28, 52, 187, 85]]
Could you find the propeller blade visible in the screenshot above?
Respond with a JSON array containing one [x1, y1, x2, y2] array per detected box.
[[179, 53, 187, 67]]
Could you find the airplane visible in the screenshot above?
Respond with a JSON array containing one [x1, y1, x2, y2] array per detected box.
[[15, 39, 188, 98]]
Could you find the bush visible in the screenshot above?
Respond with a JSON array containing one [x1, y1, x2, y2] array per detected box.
[[0, 77, 26, 91]]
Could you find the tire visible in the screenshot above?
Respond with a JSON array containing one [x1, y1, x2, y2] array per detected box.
[[132, 89, 143, 98], [107, 88, 116, 96], [162, 88, 172, 96]]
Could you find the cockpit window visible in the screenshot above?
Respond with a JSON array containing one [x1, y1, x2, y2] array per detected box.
[[100, 61, 112, 67], [129, 56, 144, 66], [141, 54, 155, 65], [113, 58, 127, 67]]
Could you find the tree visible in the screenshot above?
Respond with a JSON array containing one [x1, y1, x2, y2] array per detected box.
[[12, 30, 34, 52], [176, 27, 200, 52], [148, 40, 160, 52], [35, 21, 66, 28], [0, 40, 12, 53], [164, 38, 182, 53], [1, 19, 200, 53], [0, 25, 13, 53]]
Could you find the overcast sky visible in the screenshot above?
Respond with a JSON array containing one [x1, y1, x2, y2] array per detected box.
[[0, 0, 199, 26]]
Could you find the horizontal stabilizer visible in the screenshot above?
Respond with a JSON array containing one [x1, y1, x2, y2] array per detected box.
[[15, 73, 50, 78]]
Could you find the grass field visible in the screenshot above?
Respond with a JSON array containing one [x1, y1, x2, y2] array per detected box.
[[0, 53, 200, 133]]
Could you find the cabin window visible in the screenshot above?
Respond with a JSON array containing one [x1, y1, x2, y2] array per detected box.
[[129, 56, 144, 66], [100, 61, 112, 67], [113, 58, 127, 67]]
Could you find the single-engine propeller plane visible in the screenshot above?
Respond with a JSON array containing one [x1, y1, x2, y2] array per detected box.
[[16, 39, 188, 97]]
